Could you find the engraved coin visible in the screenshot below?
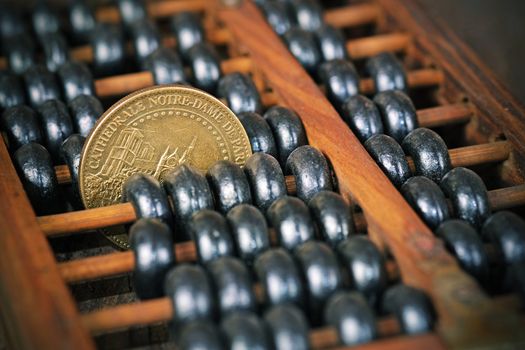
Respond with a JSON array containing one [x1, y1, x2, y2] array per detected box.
[[79, 85, 252, 248]]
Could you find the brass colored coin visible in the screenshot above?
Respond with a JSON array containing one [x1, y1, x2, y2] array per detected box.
[[79, 85, 251, 248]]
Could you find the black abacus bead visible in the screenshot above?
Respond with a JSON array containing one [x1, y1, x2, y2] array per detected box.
[[283, 27, 322, 76], [244, 153, 287, 213], [364, 134, 411, 188], [1, 105, 42, 151], [163, 165, 214, 240], [295, 240, 343, 324], [254, 248, 304, 307], [263, 106, 308, 166], [129, 218, 176, 300], [37, 99, 74, 163], [481, 211, 525, 265], [164, 264, 216, 325], [13, 143, 63, 215], [401, 176, 450, 230], [440, 167, 490, 228], [291, 0, 324, 32], [23, 65, 61, 108], [366, 52, 407, 93], [176, 320, 223, 350], [374, 90, 418, 143], [4, 33, 36, 74], [227, 204, 270, 266], [207, 256, 256, 315], [117, 0, 147, 27], [221, 312, 271, 349], [60, 134, 85, 209], [318, 59, 359, 108], [286, 145, 333, 202], [130, 19, 161, 68], [58, 61, 95, 103], [170, 12, 204, 60], [91, 23, 126, 76], [187, 43, 222, 93], [237, 112, 277, 157], [217, 73, 263, 115], [315, 25, 348, 61], [189, 209, 234, 264], [402, 128, 451, 182], [340, 95, 383, 142], [382, 284, 435, 334], [207, 160, 252, 214], [337, 236, 387, 303], [264, 304, 310, 350], [68, 94, 103, 137], [40, 32, 70, 72], [324, 291, 377, 346], [32, 3, 60, 36], [267, 196, 315, 251], [144, 47, 185, 85], [122, 173, 174, 230], [0, 71, 26, 110], [0, 7, 26, 39], [436, 220, 489, 282], [68, 0, 96, 44], [309, 191, 353, 247], [259, 2, 292, 36]]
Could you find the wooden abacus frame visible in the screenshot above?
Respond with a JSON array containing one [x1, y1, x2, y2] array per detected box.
[[1, 0, 525, 349]]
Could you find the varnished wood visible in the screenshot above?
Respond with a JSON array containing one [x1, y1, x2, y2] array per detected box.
[[324, 3, 381, 28], [330, 334, 445, 350], [417, 103, 473, 128], [359, 69, 443, 94], [347, 33, 410, 59]]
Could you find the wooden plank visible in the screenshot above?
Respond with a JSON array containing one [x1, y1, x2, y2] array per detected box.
[[218, 2, 524, 349], [0, 140, 94, 349]]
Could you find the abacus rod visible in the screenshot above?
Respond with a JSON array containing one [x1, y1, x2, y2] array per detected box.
[[95, 0, 208, 22], [489, 184, 525, 211], [359, 69, 443, 95], [346, 33, 411, 60], [417, 104, 473, 128], [324, 3, 381, 29]]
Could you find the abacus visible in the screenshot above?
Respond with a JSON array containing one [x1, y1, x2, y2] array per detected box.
[[1, 0, 524, 349]]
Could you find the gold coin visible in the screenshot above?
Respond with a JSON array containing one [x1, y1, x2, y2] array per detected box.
[[79, 85, 252, 248]]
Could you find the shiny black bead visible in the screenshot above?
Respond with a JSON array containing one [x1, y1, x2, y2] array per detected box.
[[117, 0, 147, 27], [207, 160, 252, 214], [366, 52, 407, 93], [340, 95, 383, 142], [188, 43, 222, 93], [129, 218, 176, 299], [37, 99, 74, 163], [291, 0, 323, 32], [170, 12, 204, 60], [60, 134, 85, 209], [32, 3, 60, 36], [144, 47, 185, 85], [237, 112, 278, 157], [221, 312, 271, 349], [23, 65, 61, 108], [436, 220, 488, 282], [337, 236, 387, 303], [295, 240, 343, 324], [207, 256, 256, 315], [68, 94, 103, 137], [227, 204, 270, 266], [319, 59, 359, 109], [263, 106, 308, 166], [402, 128, 451, 182], [382, 284, 435, 334], [189, 209, 234, 264], [324, 291, 377, 346], [254, 248, 304, 307], [315, 25, 347, 61], [482, 211, 525, 265], [68, 0, 96, 44], [175, 320, 224, 350], [401, 176, 450, 230], [217, 73, 262, 115], [3, 33, 36, 74], [0, 7, 26, 39], [122, 173, 174, 230], [244, 153, 287, 213], [91, 23, 126, 76], [374, 90, 418, 143], [40, 32, 69, 72], [163, 165, 213, 240], [0, 71, 26, 110], [309, 191, 353, 247], [1, 105, 42, 151], [364, 134, 411, 188], [267, 196, 315, 251], [259, 2, 292, 36], [264, 304, 309, 350], [13, 143, 63, 215], [130, 19, 161, 68], [440, 167, 490, 228], [286, 145, 333, 202], [58, 61, 95, 103], [165, 264, 216, 325], [283, 27, 322, 76]]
